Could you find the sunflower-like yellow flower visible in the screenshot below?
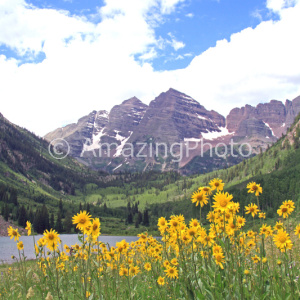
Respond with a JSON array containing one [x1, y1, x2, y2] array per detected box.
[[247, 182, 262, 196], [43, 229, 60, 251], [225, 220, 237, 236], [245, 203, 259, 218], [88, 218, 101, 237], [273, 229, 293, 252], [212, 244, 223, 255], [209, 178, 225, 192], [17, 241, 24, 251], [187, 227, 197, 239], [191, 190, 208, 207], [144, 262, 151, 271], [277, 203, 292, 219], [260, 224, 272, 237], [72, 210, 92, 231], [129, 265, 140, 276], [236, 216, 246, 228], [274, 221, 284, 231], [294, 224, 300, 238], [259, 212, 266, 219], [189, 218, 200, 228], [252, 255, 260, 264], [7, 226, 20, 241], [157, 276, 165, 285], [25, 221, 32, 236], [164, 266, 178, 279], [199, 186, 212, 195], [212, 192, 233, 212], [157, 217, 167, 233], [213, 252, 225, 269], [119, 267, 128, 276], [283, 200, 295, 211]]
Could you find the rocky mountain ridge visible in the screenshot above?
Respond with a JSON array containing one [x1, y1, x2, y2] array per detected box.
[[44, 89, 300, 174]]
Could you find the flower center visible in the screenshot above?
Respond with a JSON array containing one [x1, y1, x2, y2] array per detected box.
[[79, 217, 86, 224], [48, 234, 54, 240], [220, 199, 228, 207], [197, 195, 203, 201], [279, 236, 287, 243], [282, 207, 287, 213]]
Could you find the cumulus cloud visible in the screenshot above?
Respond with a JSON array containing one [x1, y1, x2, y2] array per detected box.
[[0, 0, 300, 136]]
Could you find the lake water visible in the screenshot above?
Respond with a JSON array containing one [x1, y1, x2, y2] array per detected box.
[[0, 235, 139, 264]]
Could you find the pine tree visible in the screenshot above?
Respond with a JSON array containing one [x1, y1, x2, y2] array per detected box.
[[127, 212, 133, 224], [50, 213, 55, 229], [4, 203, 9, 221], [64, 212, 73, 233], [9, 189, 18, 206], [143, 209, 149, 226], [18, 205, 27, 227], [55, 211, 64, 233], [86, 203, 91, 214], [59, 199, 64, 217]]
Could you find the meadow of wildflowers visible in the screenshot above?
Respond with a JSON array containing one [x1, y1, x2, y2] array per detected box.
[[1, 178, 300, 299]]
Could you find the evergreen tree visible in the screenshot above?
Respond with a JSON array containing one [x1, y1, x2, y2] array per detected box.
[[127, 212, 133, 224], [4, 203, 9, 221], [33, 205, 50, 234], [18, 205, 27, 227], [58, 199, 64, 217], [143, 209, 149, 226], [55, 211, 64, 233], [9, 189, 18, 206], [49, 213, 55, 229], [86, 203, 90, 214], [28, 209, 34, 223], [64, 212, 73, 233]]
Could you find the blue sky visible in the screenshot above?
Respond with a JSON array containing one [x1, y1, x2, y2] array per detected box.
[[0, 0, 299, 135]]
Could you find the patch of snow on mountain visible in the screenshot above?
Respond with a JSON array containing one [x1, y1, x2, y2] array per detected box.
[[281, 122, 285, 127], [115, 131, 125, 142], [80, 128, 106, 154], [114, 131, 133, 157], [201, 127, 234, 140], [197, 114, 207, 120], [263, 122, 275, 136]]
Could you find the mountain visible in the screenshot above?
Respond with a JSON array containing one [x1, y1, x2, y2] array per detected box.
[[45, 89, 300, 174], [0, 112, 128, 203]]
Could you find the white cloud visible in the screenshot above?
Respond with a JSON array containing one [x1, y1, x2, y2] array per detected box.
[[0, 0, 300, 137], [160, 0, 185, 14], [185, 13, 194, 18], [266, 0, 298, 13], [167, 32, 185, 50]]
